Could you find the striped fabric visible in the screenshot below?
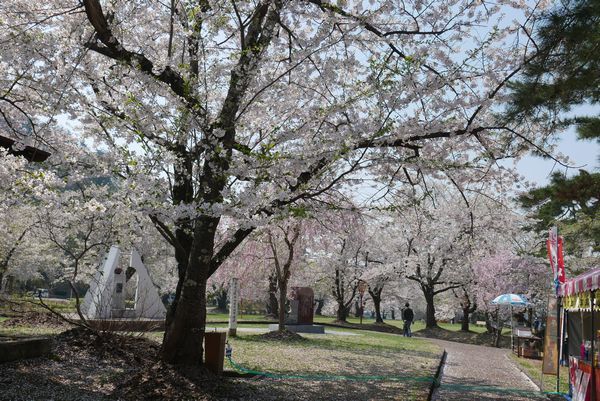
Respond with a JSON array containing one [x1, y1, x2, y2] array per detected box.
[[559, 267, 600, 297]]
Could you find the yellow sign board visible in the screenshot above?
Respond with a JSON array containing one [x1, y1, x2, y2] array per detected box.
[[542, 296, 559, 375]]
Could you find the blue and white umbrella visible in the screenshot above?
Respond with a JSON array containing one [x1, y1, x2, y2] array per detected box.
[[490, 293, 529, 349], [491, 293, 529, 306]]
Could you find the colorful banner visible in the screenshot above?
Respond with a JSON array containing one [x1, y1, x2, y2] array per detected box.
[[547, 227, 566, 293], [542, 296, 559, 375], [557, 236, 566, 284]]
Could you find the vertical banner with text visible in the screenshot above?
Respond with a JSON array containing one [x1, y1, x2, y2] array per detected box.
[[547, 226, 566, 294], [542, 295, 559, 375], [228, 277, 239, 336]]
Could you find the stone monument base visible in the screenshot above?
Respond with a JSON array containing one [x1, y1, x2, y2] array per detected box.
[[268, 324, 325, 334]]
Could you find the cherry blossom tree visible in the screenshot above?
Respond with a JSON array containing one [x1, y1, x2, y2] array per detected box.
[[381, 175, 528, 329], [0, 206, 35, 292], [359, 218, 402, 324], [1, 0, 554, 365], [474, 251, 549, 325], [306, 211, 368, 322], [400, 199, 470, 328], [264, 220, 303, 330]]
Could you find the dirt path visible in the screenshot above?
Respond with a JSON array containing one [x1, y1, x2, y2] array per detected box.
[[428, 339, 548, 401]]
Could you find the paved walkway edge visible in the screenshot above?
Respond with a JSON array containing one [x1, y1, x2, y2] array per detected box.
[[504, 354, 542, 392], [428, 349, 447, 401]]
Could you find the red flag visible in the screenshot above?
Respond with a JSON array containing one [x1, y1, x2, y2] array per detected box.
[[557, 236, 566, 283]]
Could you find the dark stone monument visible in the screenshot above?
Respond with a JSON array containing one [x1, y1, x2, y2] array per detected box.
[[291, 287, 314, 325], [269, 286, 324, 333]]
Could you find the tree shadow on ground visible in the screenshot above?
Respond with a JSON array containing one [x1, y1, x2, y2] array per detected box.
[[0, 366, 115, 401], [413, 327, 511, 349], [234, 333, 441, 360], [217, 376, 431, 401]]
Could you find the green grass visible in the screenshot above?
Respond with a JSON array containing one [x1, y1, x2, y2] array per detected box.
[[0, 317, 8, 323], [215, 329, 442, 401], [313, 315, 489, 334], [1, 296, 77, 315], [510, 354, 569, 393], [381, 319, 488, 333], [0, 325, 64, 337], [206, 323, 268, 329], [146, 325, 442, 375], [226, 329, 441, 377], [206, 312, 273, 322], [208, 311, 490, 335]]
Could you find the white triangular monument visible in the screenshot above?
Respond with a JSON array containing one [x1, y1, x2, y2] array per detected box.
[[81, 246, 166, 320]]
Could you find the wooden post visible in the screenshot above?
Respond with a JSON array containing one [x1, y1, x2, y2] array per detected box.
[[204, 332, 226, 374]]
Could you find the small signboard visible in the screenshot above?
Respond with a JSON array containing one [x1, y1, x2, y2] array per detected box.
[[542, 295, 559, 375], [358, 280, 368, 295]]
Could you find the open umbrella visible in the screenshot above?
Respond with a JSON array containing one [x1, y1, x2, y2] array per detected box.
[[491, 294, 529, 349], [491, 294, 529, 306]]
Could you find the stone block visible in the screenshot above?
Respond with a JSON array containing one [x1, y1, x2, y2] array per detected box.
[[0, 337, 52, 363]]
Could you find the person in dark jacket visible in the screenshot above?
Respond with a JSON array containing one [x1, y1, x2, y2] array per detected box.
[[402, 302, 414, 337]]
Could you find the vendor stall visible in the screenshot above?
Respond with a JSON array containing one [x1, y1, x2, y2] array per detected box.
[[559, 267, 600, 401]]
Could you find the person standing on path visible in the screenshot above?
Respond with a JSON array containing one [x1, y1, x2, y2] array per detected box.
[[402, 302, 414, 337]]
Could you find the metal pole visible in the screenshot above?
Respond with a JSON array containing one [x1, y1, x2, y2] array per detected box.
[[591, 290, 596, 399], [510, 304, 514, 352], [556, 296, 561, 393]]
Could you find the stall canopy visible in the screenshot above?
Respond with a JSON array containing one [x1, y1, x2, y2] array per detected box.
[[559, 267, 600, 311]]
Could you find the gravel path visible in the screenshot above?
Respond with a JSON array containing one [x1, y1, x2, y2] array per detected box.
[[429, 339, 548, 401]]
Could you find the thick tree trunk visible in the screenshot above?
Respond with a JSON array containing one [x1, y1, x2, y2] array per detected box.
[[484, 311, 494, 334], [314, 298, 324, 315], [215, 287, 227, 311], [424, 288, 437, 328], [336, 302, 348, 322], [374, 303, 384, 323], [161, 261, 208, 365], [373, 300, 383, 323], [266, 273, 278, 317], [461, 308, 470, 331], [353, 300, 360, 317], [278, 279, 288, 331], [494, 326, 503, 347], [161, 217, 216, 365], [369, 286, 384, 323]]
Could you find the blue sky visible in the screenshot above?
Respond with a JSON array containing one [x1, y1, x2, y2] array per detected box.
[[512, 103, 599, 187], [515, 128, 598, 187]]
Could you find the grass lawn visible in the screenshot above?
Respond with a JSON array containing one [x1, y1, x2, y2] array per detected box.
[[144, 327, 444, 401], [0, 325, 65, 337], [382, 319, 488, 334], [222, 330, 442, 401], [226, 330, 440, 372], [1, 295, 77, 315], [206, 312, 273, 322], [510, 355, 570, 394]]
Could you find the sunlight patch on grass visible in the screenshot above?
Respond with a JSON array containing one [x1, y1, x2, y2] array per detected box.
[[510, 354, 569, 393]]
